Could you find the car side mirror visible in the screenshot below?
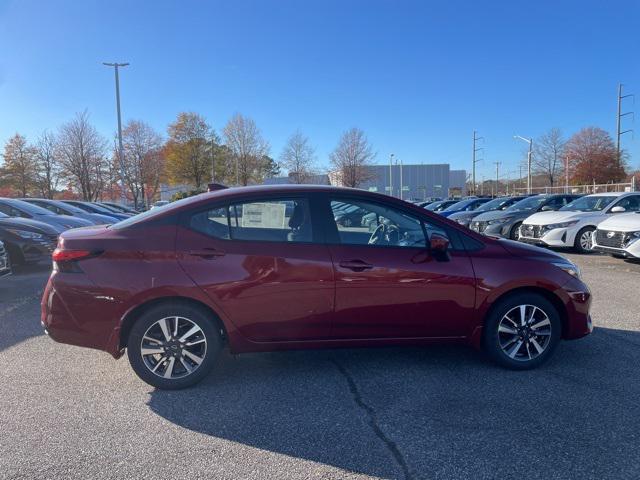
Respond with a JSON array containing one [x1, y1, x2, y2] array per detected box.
[[429, 233, 450, 261], [610, 206, 626, 213], [540, 205, 553, 211]]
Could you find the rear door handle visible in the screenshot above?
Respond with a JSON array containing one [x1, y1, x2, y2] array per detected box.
[[188, 248, 226, 259], [338, 259, 373, 271]]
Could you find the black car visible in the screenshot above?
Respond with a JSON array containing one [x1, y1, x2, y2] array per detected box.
[[22, 198, 115, 225], [424, 199, 459, 212], [447, 196, 532, 227], [470, 194, 582, 240], [100, 201, 139, 215], [62, 201, 130, 221], [0, 198, 92, 232], [0, 212, 59, 264]]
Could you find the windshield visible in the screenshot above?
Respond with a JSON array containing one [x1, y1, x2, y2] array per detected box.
[[52, 201, 87, 214], [505, 196, 548, 212], [71, 202, 117, 214], [442, 199, 475, 212], [5, 199, 53, 216], [475, 197, 514, 212], [426, 200, 454, 211], [560, 196, 616, 212]]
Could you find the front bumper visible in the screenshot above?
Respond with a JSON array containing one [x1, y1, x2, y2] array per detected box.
[[519, 226, 574, 248], [559, 277, 593, 340], [593, 244, 640, 259]]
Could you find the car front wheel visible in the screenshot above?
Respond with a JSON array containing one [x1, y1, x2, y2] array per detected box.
[[483, 293, 561, 370], [574, 227, 595, 254], [127, 304, 222, 389]]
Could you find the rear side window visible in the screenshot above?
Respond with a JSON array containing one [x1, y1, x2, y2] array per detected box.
[[189, 198, 313, 243]]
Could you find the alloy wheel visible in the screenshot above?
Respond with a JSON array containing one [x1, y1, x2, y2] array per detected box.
[[580, 230, 593, 251], [140, 316, 207, 379], [498, 305, 552, 361]]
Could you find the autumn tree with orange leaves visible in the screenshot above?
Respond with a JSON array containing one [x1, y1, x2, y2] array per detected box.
[[565, 127, 627, 185]]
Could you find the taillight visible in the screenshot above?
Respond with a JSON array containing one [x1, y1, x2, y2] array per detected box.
[[52, 249, 99, 262]]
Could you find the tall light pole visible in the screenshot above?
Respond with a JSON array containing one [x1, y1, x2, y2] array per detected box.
[[389, 153, 394, 197], [616, 83, 634, 161], [514, 135, 533, 194], [103, 62, 129, 204], [399, 157, 404, 200], [494, 161, 501, 196]]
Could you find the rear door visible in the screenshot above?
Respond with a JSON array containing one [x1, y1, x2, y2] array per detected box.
[[176, 194, 335, 342], [320, 195, 477, 339]]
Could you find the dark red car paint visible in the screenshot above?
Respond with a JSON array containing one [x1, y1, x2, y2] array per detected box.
[[41, 185, 592, 359]]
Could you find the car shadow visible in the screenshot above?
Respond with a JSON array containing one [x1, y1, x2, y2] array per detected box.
[[147, 327, 640, 479], [0, 261, 50, 352]]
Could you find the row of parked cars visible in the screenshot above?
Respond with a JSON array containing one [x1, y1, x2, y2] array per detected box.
[[0, 198, 139, 269], [417, 192, 640, 259]]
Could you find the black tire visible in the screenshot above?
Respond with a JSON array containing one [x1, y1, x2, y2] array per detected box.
[[483, 292, 561, 370], [574, 227, 595, 254], [127, 303, 222, 389], [509, 222, 522, 241]]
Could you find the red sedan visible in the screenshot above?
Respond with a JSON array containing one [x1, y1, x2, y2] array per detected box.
[[41, 185, 592, 389]]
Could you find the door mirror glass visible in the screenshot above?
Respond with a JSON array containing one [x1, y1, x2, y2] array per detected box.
[[611, 206, 626, 213], [540, 205, 553, 211]]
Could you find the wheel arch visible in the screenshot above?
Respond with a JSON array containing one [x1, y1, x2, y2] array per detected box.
[[473, 286, 568, 349], [118, 296, 228, 350]]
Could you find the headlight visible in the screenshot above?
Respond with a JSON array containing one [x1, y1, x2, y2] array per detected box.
[[544, 220, 579, 231], [6, 229, 45, 240], [488, 217, 512, 225], [625, 231, 640, 246], [552, 261, 581, 279]]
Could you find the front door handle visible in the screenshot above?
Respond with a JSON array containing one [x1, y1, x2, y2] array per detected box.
[[339, 259, 373, 271], [188, 248, 226, 259]]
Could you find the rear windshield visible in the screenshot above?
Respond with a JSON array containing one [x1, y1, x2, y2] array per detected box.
[[4, 199, 53, 216]]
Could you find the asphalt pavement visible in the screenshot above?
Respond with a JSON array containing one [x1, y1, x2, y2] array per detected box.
[[1, 253, 639, 480]]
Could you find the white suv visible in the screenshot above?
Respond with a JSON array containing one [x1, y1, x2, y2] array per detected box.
[[519, 192, 640, 253], [592, 212, 640, 260]]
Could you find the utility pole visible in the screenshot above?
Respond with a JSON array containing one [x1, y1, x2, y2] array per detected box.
[[399, 158, 404, 200], [565, 154, 570, 194], [103, 62, 129, 204], [514, 135, 533, 194], [210, 136, 216, 183], [616, 83, 634, 161], [472, 131, 483, 195], [494, 161, 501, 196], [389, 153, 394, 197]]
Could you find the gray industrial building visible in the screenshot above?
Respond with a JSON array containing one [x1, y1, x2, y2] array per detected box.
[[356, 164, 467, 200]]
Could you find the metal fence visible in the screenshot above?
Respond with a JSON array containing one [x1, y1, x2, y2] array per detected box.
[[513, 179, 636, 195]]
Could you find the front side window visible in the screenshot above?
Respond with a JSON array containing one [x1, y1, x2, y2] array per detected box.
[[613, 195, 640, 212], [189, 198, 313, 243], [329, 199, 447, 248]]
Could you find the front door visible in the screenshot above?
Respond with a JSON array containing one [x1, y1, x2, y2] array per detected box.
[[176, 195, 335, 342], [323, 196, 476, 339]]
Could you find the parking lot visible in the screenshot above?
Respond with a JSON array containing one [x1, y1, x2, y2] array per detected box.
[[1, 253, 639, 480]]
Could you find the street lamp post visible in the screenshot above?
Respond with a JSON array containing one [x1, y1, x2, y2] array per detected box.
[[514, 135, 533, 194], [103, 62, 129, 204], [389, 153, 394, 197]]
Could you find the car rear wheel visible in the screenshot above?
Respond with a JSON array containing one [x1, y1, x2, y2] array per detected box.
[[127, 303, 222, 389], [574, 227, 595, 254], [483, 293, 561, 370]]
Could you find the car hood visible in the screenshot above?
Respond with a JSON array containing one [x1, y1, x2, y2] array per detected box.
[[448, 211, 477, 221], [0, 217, 60, 235], [523, 210, 600, 225], [496, 237, 567, 262], [472, 209, 531, 222], [597, 212, 640, 231]]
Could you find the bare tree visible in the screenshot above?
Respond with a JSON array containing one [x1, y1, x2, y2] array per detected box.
[[121, 120, 164, 209], [56, 110, 109, 201], [280, 131, 316, 183], [533, 128, 565, 187], [1, 133, 38, 196], [330, 128, 376, 188], [165, 112, 214, 190], [223, 113, 270, 186], [34, 131, 59, 198]]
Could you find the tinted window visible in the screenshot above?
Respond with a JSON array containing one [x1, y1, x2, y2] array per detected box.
[[0, 199, 51, 216], [329, 199, 447, 248], [189, 198, 313, 243], [505, 196, 548, 212]]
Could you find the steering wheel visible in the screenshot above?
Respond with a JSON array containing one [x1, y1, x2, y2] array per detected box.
[[368, 223, 386, 245]]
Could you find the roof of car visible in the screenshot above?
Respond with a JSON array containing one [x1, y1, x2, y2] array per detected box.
[[585, 192, 628, 197]]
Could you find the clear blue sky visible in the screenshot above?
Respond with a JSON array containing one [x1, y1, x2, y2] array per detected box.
[[1, 0, 638, 180]]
